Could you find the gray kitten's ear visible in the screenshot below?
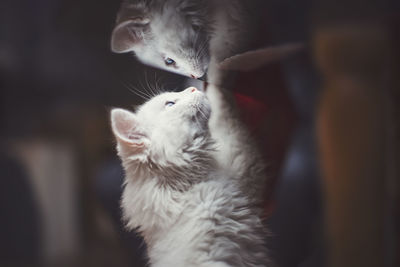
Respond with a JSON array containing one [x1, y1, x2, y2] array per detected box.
[[111, 18, 150, 53], [111, 109, 148, 149], [219, 43, 304, 71]]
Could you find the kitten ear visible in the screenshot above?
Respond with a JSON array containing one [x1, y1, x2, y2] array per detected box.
[[111, 109, 147, 149], [111, 18, 150, 53]]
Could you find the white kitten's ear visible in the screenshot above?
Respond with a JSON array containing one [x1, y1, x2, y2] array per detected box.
[[111, 109, 147, 149], [219, 43, 304, 71], [111, 18, 150, 53]]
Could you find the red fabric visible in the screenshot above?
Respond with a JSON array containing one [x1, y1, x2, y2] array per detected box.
[[233, 63, 297, 216], [226, 5, 298, 215]]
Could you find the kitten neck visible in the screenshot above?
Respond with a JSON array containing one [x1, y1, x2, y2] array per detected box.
[[123, 134, 217, 192]]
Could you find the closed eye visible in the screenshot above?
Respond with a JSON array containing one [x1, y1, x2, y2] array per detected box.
[[165, 101, 175, 107]]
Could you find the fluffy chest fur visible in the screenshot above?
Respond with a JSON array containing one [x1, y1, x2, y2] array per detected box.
[[122, 174, 268, 267], [111, 87, 270, 266]]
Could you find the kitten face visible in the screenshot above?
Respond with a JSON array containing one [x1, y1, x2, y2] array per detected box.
[[111, 0, 210, 79], [143, 20, 209, 79], [111, 87, 211, 166]]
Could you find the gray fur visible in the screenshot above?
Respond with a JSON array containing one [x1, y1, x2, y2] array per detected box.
[[111, 0, 254, 81]]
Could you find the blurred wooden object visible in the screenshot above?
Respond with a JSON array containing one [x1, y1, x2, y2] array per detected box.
[[14, 140, 81, 266], [314, 11, 399, 267]]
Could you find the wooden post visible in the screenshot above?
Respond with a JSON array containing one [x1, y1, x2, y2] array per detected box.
[[314, 22, 395, 267]]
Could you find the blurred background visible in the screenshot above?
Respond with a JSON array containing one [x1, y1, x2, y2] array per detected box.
[[0, 0, 398, 267]]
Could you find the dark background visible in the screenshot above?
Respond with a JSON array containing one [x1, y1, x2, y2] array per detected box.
[[0, 0, 398, 267]]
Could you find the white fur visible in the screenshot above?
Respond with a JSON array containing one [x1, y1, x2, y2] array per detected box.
[[111, 87, 271, 266], [205, 84, 268, 203]]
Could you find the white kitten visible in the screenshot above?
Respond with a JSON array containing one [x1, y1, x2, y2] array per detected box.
[[111, 87, 271, 266]]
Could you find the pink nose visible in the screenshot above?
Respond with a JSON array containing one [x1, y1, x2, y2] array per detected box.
[[191, 87, 197, 93], [191, 74, 197, 79]]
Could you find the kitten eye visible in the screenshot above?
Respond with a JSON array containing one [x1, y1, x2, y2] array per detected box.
[[164, 58, 175, 66], [165, 101, 175, 107]]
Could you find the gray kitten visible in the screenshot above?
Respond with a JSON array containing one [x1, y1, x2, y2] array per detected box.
[[111, 0, 254, 81]]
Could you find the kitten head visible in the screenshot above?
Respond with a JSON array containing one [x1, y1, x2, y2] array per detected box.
[[111, 0, 210, 79], [111, 87, 212, 171]]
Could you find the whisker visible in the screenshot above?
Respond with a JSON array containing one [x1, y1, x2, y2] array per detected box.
[[128, 78, 154, 100], [129, 84, 152, 100], [145, 70, 160, 97], [128, 84, 151, 101], [135, 86, 152, 100], [154, 72, 166, 94], [118, 80, 148, 100], [151, 71, 163, 95], [143, 70, 155, 97], [138, 74, 155, 99]]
